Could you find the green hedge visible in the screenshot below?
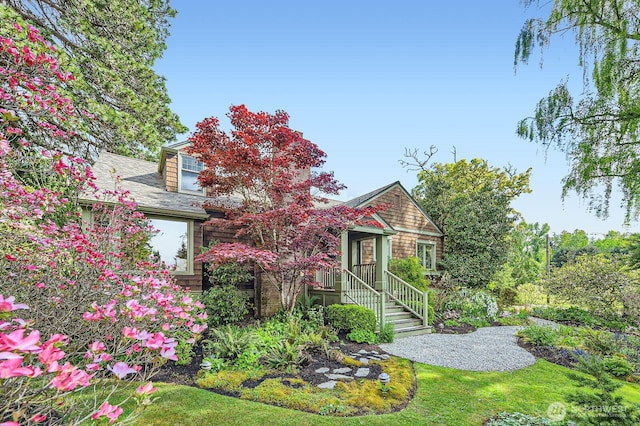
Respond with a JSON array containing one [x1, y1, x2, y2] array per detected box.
[[325, 305, 376, 333]]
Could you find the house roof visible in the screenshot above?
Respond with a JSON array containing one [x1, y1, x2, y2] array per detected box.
[[343, 181, 399, 208], [343, 181, 444, 235], [85, 151, 210, 219]]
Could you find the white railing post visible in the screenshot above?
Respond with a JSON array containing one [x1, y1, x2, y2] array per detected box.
[[379, 295, 385, 331], [423, 290, 429, 326]]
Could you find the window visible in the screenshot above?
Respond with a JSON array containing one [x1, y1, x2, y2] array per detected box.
[[148, 218, 193, 274], [180, 154, 204, 194], [416, 240, 436, 270]]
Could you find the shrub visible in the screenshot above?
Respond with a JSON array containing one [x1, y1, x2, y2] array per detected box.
[[325, 305, 376, 334], [533, 306, 596, 326], [566, 354, 640, 425], [201, 285, 251, 327], [543, 254, 639, 317], [581, 328, 620, 356], [346, 329, 377, 344], [518, 325, 557, 347], [174, 331, 197, 366], [388, 256, 429, 290], [206, 261, 253, 286], [497, 316, 530, 326], [427, 305, 435, 324], [602, 355, 635, 378], [485, 411, 553, 426], [263, 340, 310, 372], [497, 286, 520, 310], [445, 290, 499, 323], [205, 325, 257, 361], [200, 356, 227, 373], [378, 322, 395, 343], [517, 283, 545, 308]]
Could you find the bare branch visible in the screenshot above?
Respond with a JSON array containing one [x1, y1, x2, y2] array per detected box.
[[399, 146, 438, 172]]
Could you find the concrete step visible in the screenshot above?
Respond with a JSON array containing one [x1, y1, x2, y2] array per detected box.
[[388, 317, 424, 330], [384, 306, 407, 315], [384, 311, 414, 321], [394, 325, 432, 338]]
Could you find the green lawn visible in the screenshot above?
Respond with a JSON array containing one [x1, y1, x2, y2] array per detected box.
[[132, 359, 640, 426]]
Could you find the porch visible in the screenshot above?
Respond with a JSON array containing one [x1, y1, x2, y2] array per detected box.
[[308, 227, 431, 337]]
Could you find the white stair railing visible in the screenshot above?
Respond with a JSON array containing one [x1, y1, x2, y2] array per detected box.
[[384, 270, 429, 326], [343, 269, 384, 328]]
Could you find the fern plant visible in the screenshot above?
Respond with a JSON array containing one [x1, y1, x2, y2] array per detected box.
[[206, 325, 257, 361]]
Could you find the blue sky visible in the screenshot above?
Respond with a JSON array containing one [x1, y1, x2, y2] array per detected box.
[[155, 1, 637, 236]]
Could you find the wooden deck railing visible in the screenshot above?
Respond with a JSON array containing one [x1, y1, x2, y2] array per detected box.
[[352, 263, 376, 286], [343, 269, 384, 328], [315, 267, 340, 290], [384, 270, 429, 326]]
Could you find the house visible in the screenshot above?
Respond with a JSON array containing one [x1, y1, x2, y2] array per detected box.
[[85, 142, 443, 335]]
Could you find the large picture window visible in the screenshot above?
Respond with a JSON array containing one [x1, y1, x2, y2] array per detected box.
[[416, 240, 436, 270], [180, 154, 204, 194], [149, 218, 193, 274]]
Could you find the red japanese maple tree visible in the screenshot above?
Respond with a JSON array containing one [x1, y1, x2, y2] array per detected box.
[[188, 105, 383, 313]]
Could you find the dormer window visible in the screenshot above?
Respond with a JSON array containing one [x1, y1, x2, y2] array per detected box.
[[179, 154, 204, 194]]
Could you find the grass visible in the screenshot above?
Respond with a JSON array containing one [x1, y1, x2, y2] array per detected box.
[[131, 359, 640, 426]]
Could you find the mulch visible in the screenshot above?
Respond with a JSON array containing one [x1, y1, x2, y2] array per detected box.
[[516, 340, 576, 369], [154, 335, 387, 389]]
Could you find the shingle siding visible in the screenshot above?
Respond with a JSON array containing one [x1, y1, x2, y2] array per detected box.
[[356, 185, 444, 266], [164, 153, 178, 192]]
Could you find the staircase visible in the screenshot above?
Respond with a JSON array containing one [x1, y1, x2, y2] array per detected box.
[[312, 268, 432, 338], [384, 299, 432, 338]]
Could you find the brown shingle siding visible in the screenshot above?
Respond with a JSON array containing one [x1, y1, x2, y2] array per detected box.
[[374, 187, 440, 235], [164, 153, 178, 192]]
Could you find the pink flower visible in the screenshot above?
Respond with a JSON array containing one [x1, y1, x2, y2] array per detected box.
[[143, 332, 165, 349], [121, 326, 139, 338], [49, 363, 92, 391], [31, 414, 47, 423], [91, 402, 123, 424], [0, 357, 41, 378], [88, 341, 106, 352], [107, 361, 136, 379], [85, 363, 100, 372], [1, 421, 20, 426], [136, 381, 157, 396], [0, 295, 28, 312], [160, 346, 177, 361], [191, 324, 207, 334], [0, 139, 9, 156], [38, 341, 65, 368], [0, 329, 41, 352]]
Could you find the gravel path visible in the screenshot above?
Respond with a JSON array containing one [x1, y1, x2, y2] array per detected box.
[[379, 326, 536, 372], [528, 316, 561, 329]]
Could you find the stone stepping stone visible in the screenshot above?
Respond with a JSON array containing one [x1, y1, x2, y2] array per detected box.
[[359, 358, 369, 364], [318, 380, 337, 389], [354, 368, 370, 378], [324, 373, 353, 380], [332, 367, 352, 374], [315, 367, 330, 373]]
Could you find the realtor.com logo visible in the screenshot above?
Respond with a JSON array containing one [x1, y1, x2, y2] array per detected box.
[[546, 402, 628, 422]]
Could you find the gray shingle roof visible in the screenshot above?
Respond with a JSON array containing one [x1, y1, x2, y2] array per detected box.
[[86, 151, 209, 218], [342, 181, 400, 208]]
